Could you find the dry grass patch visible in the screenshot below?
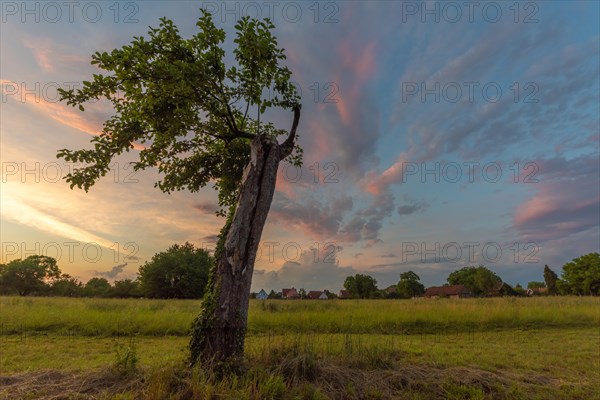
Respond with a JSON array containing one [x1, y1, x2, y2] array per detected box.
[[0, 355, 581, 400], [0, 369, 141, 400]]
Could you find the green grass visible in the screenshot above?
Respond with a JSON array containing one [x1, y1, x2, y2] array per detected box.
[[1, 296, 598, 336], [1, 296, 599, 399]]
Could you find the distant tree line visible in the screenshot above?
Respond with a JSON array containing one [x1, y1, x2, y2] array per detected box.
[[0, 242, 212, 298], [1, 249, 598, 298], [339, 252, 600, 299]]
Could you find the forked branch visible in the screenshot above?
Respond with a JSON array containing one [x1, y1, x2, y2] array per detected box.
[[279, 104, 301, 159]]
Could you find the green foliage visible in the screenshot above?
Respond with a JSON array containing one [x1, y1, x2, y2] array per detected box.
[[112, 337, 139, 375], [0, 256, 60, 296], [188, 212, 233, 364], [527, 281, 546, 289], [513, 283, 527, 296], [56, 10, 301, 215], [544, 265, 559, 295], [84, 277, 112, 297], [396, 271, 425, 299], [561, 253, 600, 295], [51, 273, 84, 297], [138, 242, 211, 299], [447, 265, 502, 295], [113, 279, 141, 298], [268, 289, 282, 299], [344, 274, 378, 299]]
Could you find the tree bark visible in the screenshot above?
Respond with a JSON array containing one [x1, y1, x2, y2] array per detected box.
[[189, 106, 300, 365], [189, 134, 282, 364]]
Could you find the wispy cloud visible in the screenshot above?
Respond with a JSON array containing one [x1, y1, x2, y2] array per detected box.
[[0, 189, 116, 249], [91, 263, 128, 280]]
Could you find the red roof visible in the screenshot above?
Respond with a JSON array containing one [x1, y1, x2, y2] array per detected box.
[[282, 288, 299, 298], [307, 291, 323, 299], [424, 285, 472, 297], [338, 290, 351, 299]]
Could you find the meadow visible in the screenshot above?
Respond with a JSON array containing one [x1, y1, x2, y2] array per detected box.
[[1, 296, 599, 399]]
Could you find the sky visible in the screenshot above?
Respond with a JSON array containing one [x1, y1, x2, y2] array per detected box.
[[1, 1, 599, 293]]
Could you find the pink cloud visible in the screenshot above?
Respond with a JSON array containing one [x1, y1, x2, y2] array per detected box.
[[513, 179, 599, 242], [23, 38, 54, 72], [335, 95, 351, 126], [22, 37, 87, 73], [361, 152, 414, 195], [275, 170, 299, 199], [515, 193, 560, 227], [2, 80, 100, 134], [511, 154, 599, 243], [334, 39, 378, 126], [275, 118, 337, 198], [343, 40, 377, 82], [2, 80, 145, 151]]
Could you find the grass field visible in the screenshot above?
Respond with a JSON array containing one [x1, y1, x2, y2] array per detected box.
[[1, 296, 599, 399]]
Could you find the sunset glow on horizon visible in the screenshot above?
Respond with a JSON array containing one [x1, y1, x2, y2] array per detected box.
[[1, 1, 599, 292]]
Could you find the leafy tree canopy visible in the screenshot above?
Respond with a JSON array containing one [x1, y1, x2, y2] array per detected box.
[[561, 253, 600, 295], [138, 242, 212, 299], [344, 274, 378, 299], [447, 265, 501, 295], [527, 281, 546, 289], [51, 273, 83, 297], [113, 279, 142, 298], [84, 277, 112, 297], [57, 10, 302, 214], [396, 270, 425, 298], [0, 256, 60, 296], [544, 265, 559, 295]]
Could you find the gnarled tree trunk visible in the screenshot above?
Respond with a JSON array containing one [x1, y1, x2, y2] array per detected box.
[[190, 106, 300, 365], [189, 134, 286, 364]]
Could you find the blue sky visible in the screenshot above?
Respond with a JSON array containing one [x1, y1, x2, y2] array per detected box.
[[1, 1, 599, 292]]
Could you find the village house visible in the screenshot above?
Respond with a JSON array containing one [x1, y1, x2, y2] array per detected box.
[[338, 290, 351, 299], [282, 288, 300, 299], [423, 285, 473, 299], [256, 289, 268, 300], [527, 287, 548, 296], [307, 290, 328, 300]]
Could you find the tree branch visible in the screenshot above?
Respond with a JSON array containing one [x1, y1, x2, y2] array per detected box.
[[279, 105, 301, 160], [231, 129, 256, 140]]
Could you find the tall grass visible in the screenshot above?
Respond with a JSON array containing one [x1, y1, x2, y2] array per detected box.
[[1, 296, 599, 399], [3, 328, 599, 399], [1, 296, 598, 336]]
